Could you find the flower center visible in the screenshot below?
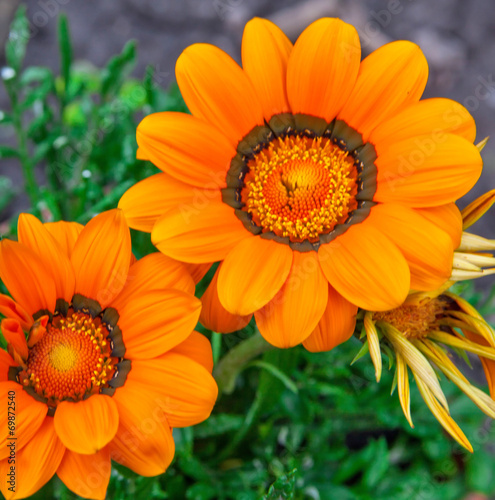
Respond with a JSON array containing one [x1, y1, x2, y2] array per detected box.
[[243, 136, 358, 241], [223, 114, 378, 251], [10, 295, 130, 413], [373, 299, 446, 339]]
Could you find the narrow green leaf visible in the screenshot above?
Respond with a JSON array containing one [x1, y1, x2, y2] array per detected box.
[[350, 339, 369, 365], [57, 14, 73, 98], [263, 469, 297, 500], [5, 5, 29, 73], [249, 360, 298, 394], [0, 146, 20, 159], [101, 41, 137, 97]]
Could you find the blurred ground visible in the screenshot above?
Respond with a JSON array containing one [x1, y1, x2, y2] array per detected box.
[[1, 0, 495, 242]]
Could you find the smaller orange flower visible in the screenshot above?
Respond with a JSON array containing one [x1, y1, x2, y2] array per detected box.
[[0, 210, 218, 500]]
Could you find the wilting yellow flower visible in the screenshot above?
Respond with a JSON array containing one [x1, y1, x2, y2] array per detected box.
[[120, 17, 482, 351], [0, 210, 217, 499], [360, 189, 495, 452]]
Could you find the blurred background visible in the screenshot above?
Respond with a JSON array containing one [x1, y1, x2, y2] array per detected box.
[[0, 0, 494, 238]]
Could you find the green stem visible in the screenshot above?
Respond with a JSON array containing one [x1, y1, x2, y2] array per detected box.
[[213, 331, 274, 395], [8, 83, 40, 212]]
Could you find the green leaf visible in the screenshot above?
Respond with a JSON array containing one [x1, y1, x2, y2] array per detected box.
[[194, 414, 244, 439], [186, 483, 217, 500], [249, 360, 298, 394], [5, 5, 29, 73], [101, 41, 137, 97], [351, 339, 370, 365], [20, 66, 54, 86], [263, 469, 297, 500], [57, 14, 73, 99], [0, 146, 20, 159]]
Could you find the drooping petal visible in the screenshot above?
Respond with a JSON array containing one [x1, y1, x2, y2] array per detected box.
[[57, 448, 111, 500], [18, 213, 75, 302], [129, 353, 218, 428], [303, 284, 357, 352], [287, 18, 361, 121], [0, 239, 56, 316], [112, 253, 195, 310], [374, 133, 482, 207], [118, 289, 201, 359], [0, 295, 31, 330], [176, 43, 264, 146], [0, 351, 16, 382], [255, 251, 328, 348], [368, 204, 454, 291], [152, 200, 252, 263], [369, 97, 476, 148], [71, 209, 132, 308], [338, 40, 428, 140], [137, 112, 235, 188], [44, 221, 84, 258], [217, 236, 293, 315], [414, 204, 463, 249], [169, 331, 214, 373], [318, 223, 410, 311], [0, 382, 47, 460], [242, 17, 292, 120], [54, 396, 119, 454], [110, 380, 175, 476], [1, 319, 28, 360], [200, 266, 252, 334], [0, 418, 65, 500]]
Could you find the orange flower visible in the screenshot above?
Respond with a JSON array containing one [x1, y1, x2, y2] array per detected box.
[[120, 17, 482, 350], [0, 210, 217, 500]]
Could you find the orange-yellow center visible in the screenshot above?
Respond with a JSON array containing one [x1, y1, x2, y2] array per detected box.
[[20, 311, 117, 405], [373, 299, 446, 339], [242, 135, 358, 241]]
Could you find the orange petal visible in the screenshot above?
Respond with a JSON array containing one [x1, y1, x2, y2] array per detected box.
[[152, 200, 252, 263], [0, 351, 16, 382], [176, 43, 264, 146], [242, 17, 292, 120], [169, 331, 214, 373], [44, 221, 84, 258], [130, 353, 218, 428], [374, 133, 482, 207], [71, 209, 131, 308], [136, 146, 148, 160], [137, 112, 235, 189], [287, 18, 360, 121], [112, 253, 195, 310], [57, 448, 111, 500], [110, 380, 175, 476], [368, 204, 454, 291], [184, 262, 212, 284], [0, 382, 47, 460], [369, 97, 476, 149], [54, 396, 119, 454], [18, 213, 75, 302], [338, 40, 428, 141], [0, 239, 56, 316], [303, 284, 358, 352], [1, 319, 28, 360], [118, 289, 201, 359], [414, 204, 463, 249], [119, 172, 210, 233], [200, 266, 252, 334], [217, 237, 293, 316], [462, 188, 495, 230], [0, 295, 31, 331], [318, 223, 410, 311], [0, 417, 64, 500], [254, 251, 328, 348]]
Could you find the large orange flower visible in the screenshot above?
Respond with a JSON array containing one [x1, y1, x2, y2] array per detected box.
[[120, 18, 482, 350], [0, 210, 217, 499]]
